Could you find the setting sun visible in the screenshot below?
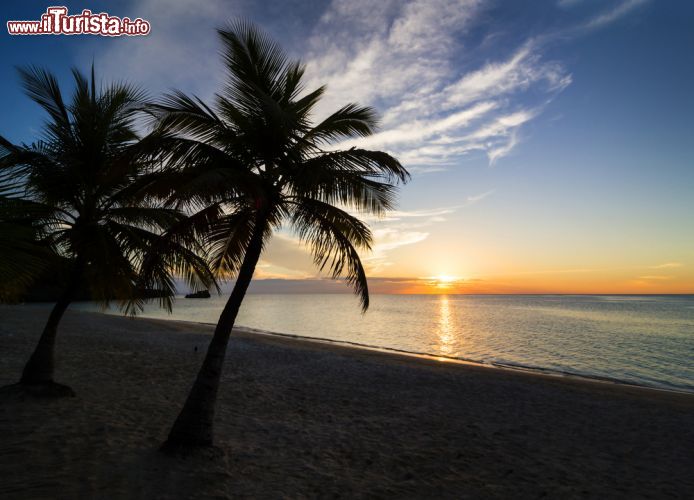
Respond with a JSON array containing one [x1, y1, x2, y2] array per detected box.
[[432, 275, 460, 289]]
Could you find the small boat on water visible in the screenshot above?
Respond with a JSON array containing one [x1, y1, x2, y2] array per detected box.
[[185, 290, 211, 299]]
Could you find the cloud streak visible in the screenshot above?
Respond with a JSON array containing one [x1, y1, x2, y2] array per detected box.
[[583, 0, 648, 30], [307, 10, 572, 168], [464, 189, 495, 206], [650, 262, 683, 269]]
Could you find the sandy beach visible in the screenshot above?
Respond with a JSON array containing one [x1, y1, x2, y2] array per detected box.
[[0, 305, 692, 499]]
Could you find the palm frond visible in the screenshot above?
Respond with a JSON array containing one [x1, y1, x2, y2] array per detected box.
[[300, 104, 377, 145], [17, 66, 71, 130], [149, 90, 226, 142], [218, 20, 292, 106], [289, 198, 371, 311], [207, 207, 258, 277]]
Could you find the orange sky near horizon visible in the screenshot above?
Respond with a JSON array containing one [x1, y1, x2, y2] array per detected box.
[[352, 270, 691, 294], [369, 274, 694, 295], [250, 230, 694, 295]]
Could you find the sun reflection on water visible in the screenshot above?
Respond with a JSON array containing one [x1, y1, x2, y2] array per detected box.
[[437, 295, 456, 356]]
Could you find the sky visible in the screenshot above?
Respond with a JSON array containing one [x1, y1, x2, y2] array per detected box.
[[1, 0, 693, 294]]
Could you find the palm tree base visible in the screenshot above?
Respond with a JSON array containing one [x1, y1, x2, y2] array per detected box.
[[0, 381, 75, 399]]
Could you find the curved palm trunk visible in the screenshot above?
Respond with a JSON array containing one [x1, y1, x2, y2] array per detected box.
[[162, 220, 266, 451], [20, 258, 85, 386]]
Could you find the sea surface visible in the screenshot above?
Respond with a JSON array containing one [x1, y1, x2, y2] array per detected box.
[[74, 294, 694, 393]]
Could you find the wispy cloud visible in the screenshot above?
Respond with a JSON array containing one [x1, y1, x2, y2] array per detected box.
[[361, 206, 459, 223], [303, 1, 572, 168], [364, 227, 430, 272], [583, 0, 648, 30], [650, 262, 683, 269], [464, 189, 495, 206], [336, 101, 498, 151], [441, 44, 571, 110], [303, 0, 484, 117]]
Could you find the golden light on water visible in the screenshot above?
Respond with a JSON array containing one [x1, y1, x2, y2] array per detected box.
[[436, 295, 456, 356]]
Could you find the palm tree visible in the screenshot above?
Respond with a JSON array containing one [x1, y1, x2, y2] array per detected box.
[[0, 66, 215, 396], [148, 21, 409, 451]]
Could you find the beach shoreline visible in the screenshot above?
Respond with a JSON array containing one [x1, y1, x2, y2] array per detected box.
[[64, 292, 694, 395], [1, 305, 693, 498], [192, 318, 694, 397]]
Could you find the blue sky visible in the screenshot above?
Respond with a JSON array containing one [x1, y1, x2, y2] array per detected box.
[[2, 0, 693, 293]]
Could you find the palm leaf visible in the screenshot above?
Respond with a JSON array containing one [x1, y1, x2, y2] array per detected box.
[[290, 198, 371, 310]]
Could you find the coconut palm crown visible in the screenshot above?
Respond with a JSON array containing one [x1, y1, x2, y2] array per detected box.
[[148, 21, 410, 450]]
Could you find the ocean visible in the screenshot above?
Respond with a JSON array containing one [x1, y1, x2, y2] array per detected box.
[[75, 294, 694, 393]]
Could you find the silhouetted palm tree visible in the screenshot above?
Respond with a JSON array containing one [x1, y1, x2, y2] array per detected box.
[[0, 66, 215, 396], [149, 21, 409, 451]]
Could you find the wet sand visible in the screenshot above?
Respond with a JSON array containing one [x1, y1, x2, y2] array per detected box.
[[1, 305, 692, 498]]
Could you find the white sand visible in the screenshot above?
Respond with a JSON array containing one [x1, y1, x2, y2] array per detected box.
[[1, 304, 693, 499]]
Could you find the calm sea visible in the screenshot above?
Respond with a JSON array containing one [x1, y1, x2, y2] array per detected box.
[[75, 294, 694, 393]]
